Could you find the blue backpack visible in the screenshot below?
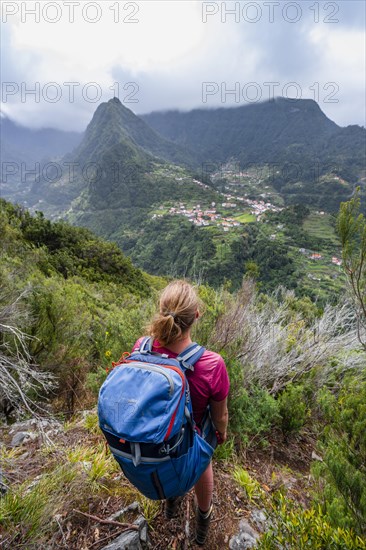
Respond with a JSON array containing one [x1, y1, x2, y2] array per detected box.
[[98, 336, 217, 500]]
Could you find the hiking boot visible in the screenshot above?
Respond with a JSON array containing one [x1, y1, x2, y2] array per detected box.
[[164, 496, 183, 519], [195, 502, 213, 545]]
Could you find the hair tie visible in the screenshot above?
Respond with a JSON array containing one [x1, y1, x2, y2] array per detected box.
[[166, 311, 176, 320]]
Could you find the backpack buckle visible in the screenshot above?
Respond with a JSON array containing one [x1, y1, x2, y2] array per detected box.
[[159, 444, 169, 455], [130, 442, 141, 467]]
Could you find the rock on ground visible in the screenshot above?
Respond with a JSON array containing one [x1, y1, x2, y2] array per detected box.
[[11, 431, 37, 447], [250, 509, 267, 532], [9, 418, 63, 446], [100, 516, 148, 550], [229, 519, 260, 549]]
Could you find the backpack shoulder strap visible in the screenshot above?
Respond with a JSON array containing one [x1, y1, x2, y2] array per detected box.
[[136, 336, 205, 370], [134, 336, 169, 359], [176, 343, 205, 372], [138, 336, 153, 354]]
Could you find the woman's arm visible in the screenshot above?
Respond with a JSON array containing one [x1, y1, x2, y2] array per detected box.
[[210, 397, 229, 442]]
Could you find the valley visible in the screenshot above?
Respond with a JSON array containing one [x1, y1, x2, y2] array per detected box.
[[1, 97, 364, 302]]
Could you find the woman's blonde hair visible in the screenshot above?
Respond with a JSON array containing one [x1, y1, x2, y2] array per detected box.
[[148, 280, 202, 347]]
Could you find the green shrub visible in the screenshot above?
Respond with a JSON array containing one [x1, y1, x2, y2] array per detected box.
[[137, 496, 160, 526], [312, 377, 366, 536], [85, 367, 108, 398], [83, 412, 100, 434], [278, 384, 307, 438], [233, 466, 263, 502], [214, 437, 236, 462], [226, 359, 279, 447], [24, 271, 153, 413], [259, 493, 366, 549], [194, 284, 226, 347], [28, 278, 96, 414]]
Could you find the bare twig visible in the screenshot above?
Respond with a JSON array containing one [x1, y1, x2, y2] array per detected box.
[[0, 287, 55, 417], [72, 509, 139, 530]]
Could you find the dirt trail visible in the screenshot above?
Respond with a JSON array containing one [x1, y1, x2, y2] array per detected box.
[[0, 421, 315, 549]]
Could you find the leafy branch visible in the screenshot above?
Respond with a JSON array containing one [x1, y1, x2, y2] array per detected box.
[[337, 188, 366, 350]]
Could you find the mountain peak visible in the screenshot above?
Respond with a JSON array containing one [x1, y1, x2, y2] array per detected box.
[[108, 97, 122, 105], [106, 97, 125, 110], [68, 97, 197, 169], [94, 96, 136, 122], [63, 93, 197, 171]]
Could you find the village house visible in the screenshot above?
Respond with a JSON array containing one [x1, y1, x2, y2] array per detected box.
[[331, 257, 342, 266]]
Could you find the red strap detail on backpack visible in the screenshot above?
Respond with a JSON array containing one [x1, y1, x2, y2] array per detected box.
[[111, 351, 131, 368], [163, 365, 187, 441]]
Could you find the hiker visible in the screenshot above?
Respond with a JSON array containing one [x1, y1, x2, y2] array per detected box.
[[131, 280, 230, 544], [98, 279, 229, 545]]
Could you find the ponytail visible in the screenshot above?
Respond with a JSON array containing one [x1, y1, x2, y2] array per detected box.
[[148, 280, 202, 347]]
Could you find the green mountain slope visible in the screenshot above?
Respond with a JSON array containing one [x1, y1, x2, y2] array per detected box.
[[0, 198, 150, 295], [22, 99, 220, 265], [142, 97, 366, 205], [142, 98, 338, 159], [64, 97, 197, 168], [29, 99, 155, 208]]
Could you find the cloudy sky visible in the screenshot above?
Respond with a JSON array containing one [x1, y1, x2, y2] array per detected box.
[[1, 1, 365, 131]]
